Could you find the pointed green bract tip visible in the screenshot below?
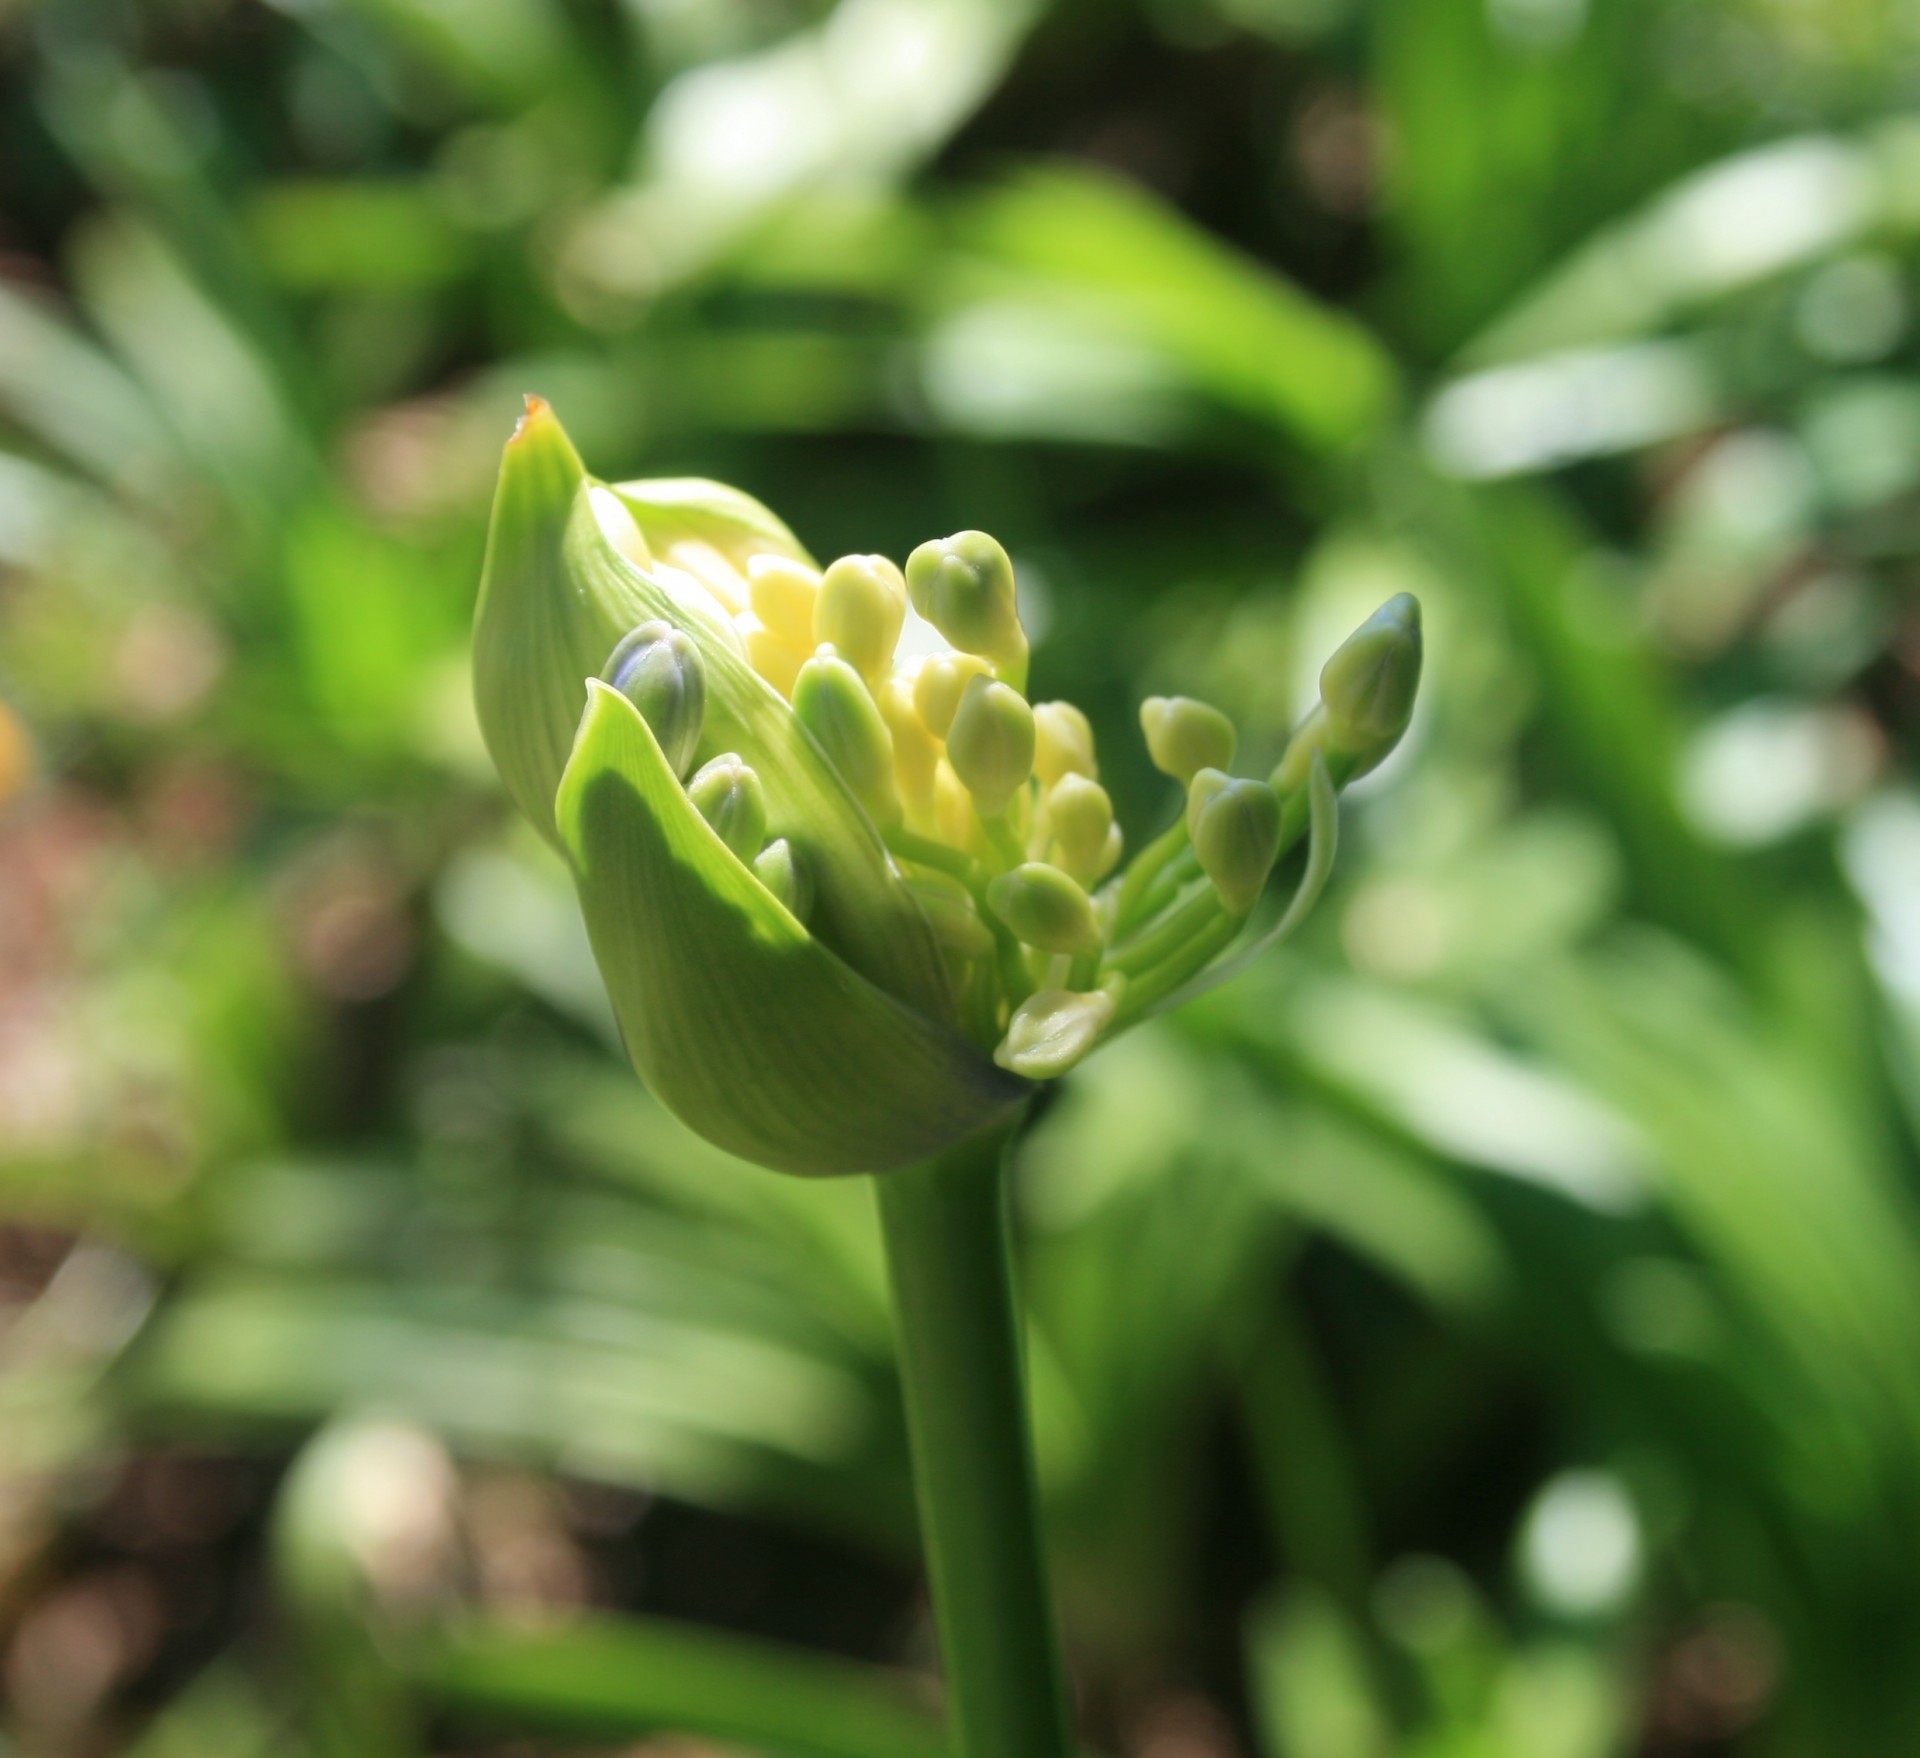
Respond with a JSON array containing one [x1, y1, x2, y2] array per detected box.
[[1319, 592, 1422, 752]]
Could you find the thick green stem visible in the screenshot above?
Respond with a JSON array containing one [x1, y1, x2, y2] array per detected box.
[[875, 1115, 1074, 1758]]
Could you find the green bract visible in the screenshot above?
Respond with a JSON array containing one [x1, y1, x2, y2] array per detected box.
[[472, 399, 1425, 1175]]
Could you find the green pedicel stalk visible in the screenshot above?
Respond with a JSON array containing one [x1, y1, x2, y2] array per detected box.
[[876, 1110, 1072, 1758], [469, 399, 1423, 1757]]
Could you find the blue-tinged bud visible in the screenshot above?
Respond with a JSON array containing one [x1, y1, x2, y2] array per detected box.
[[602, 620, 706, 779], [753, 837, 812, 923], [687, 753, 768, 864], [1142, 696, 1236, 785], [986, 862, 1102, 957], [792, 649, 902, 827], [946, 674, 1035, 818], [1189, 775, 1282, 915], [905, 532, 1029, 682]]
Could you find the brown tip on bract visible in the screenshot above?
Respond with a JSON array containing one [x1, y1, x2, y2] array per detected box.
[[512, 393, 553, 443]]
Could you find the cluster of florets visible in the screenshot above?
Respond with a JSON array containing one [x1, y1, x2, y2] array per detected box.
[[597, 520, 1419, 1080]]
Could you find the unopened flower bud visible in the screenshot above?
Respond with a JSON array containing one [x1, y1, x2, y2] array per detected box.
[[753, 837, 812, 923], [946, 674, 1035, 818], [687, 753, 767, 864], [879, 673, 940, 805], [1317, 592, 1422, 773], [602, 620, 707, 779], [905, 531, 1028, 678], [815, 554, 907, 682], [906, 871, 996, 958], [913, 652, 993, 738], [986, 862, 1102, 956], [1189, 774, 1282, 915], [1047, 774, 1116, 883], [995, 984, 1117, 1079], [933, 759, 976, 850], [1185, 766, 1231, 841], [736, 613, 807, 699], [1142, 696, 1236, 785], [747, 554, 820, 652], [793, 649, 901, 826], [1033, 701, 1096, 786]]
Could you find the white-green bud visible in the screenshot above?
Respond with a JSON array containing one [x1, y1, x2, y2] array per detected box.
[[986, 862, 1102, 956], [1318, 592, 1422, 770], [602, 620, 706, 779], [1033, 701, 1096, 785], [752, 837, 812, 923], [686, 753, 767, 864], [1189, 773, 1282, 915], [912, 651, 993, 738], [905, 531, 1028, 677], [946, 674, 1035, 818], [814, 554, 907, 682], [1142, 696, 1236, 785], [1046, 774, 1116, 883], [994, 984, 1117, 1079], [792, 649, 901, 826]]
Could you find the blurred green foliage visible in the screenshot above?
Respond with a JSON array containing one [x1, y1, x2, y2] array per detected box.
[[7, 0, 1920, 1753]]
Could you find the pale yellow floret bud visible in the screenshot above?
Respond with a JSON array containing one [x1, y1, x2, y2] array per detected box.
[[661, 537, 749, 616], [747, 554, 821, 653], [1046, 774, 1116, 884], [815, 554, 907, 682], [738, 612, 807, 699], [792, 648, 901, 827], [912, 651, 993, 739], [905, 531, 1029, 679], [933, 759, 976, 850], [986, 862, 1103, 957], [1032, 701, 1097, 786], [687, 753, 767, 864], [878, 672, 940, 806], [946, 674, 1035, 819], [1189, 772, 1282, 916], [752, 837, 812, 923], [1142, 695, 1237, 785]]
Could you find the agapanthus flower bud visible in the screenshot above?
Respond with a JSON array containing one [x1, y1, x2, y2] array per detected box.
[[753, 837, 812, 922], [687, 753, 768, 863], [1188, 774, 1283, 915], [986, 863, 1102, 956], [905, 532, 1029, 681], [913, 652, 993, 739], [602, 620, 706, 779], [1046, 774, 1117, 883], [1142, 696, 1237, 785], [793, 649, 902, 827], [995, 985, 1117, 1079], [815, 554, 907, 683], [946, 675, 1035, 818], [1032, 702, 1096, 786], [473, 399, 1423, 1174], [747, 554, 820, 652], [1274, 593, 1424, 792]]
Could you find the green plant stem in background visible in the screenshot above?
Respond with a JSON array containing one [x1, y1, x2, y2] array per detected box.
[[876, 1111, 1075, 1758]]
